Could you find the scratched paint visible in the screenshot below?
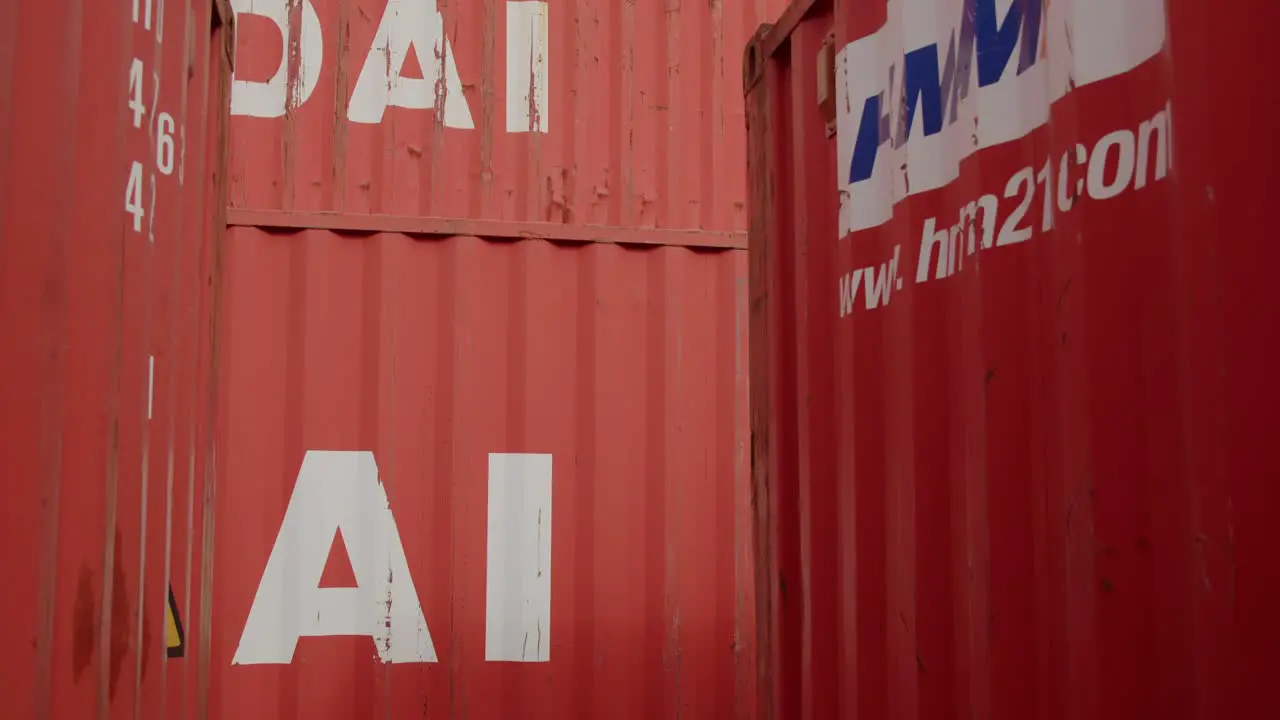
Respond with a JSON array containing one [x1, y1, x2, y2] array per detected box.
[[210, 0, 779, 711], [484, 452, 553, 662], [3, 0, 774, 716], [232, 451, 437, 666], [211, 227, 756, 718], [0, 0, 232, 717], [505, 1, 550, 134], [747, 0, 1280, 718], [226, 0, 786, 231]]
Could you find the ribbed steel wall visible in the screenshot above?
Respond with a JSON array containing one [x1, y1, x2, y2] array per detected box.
[[1, 0, 783, 714], [227, 0, 782, 234], [747, 0, 1280, 718], [212, 0, 782, 716], [210, 228, 754, 717], [0, 0, 231, 716]]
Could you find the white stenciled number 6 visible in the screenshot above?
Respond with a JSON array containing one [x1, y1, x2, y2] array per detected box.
[[155, 112, 175, 176]]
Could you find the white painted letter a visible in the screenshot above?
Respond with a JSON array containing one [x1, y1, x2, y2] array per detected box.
[[232, 451, 436, 664]]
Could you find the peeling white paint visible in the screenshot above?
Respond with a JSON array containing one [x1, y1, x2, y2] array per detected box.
[[232, 451, 436, 665], [228, 0, 324, 118], [346, 0, 474, 127], [505, 1, 550, 133], [484, 453, 553, 662]]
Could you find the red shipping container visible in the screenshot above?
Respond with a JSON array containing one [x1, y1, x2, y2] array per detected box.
[[746, 0, 1280, 718], [0, 0, 233, 716], [212, 0, 779, 717], [3, 0, 779, 719], [223, 0, 779, 235]]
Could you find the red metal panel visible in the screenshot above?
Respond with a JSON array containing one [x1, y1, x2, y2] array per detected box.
[[0, 0, 231, 716], [747, 0, 1280, 718], [210, 0, 773, 715], [208, 228, 755, 718], [224, 0, 783, 235]]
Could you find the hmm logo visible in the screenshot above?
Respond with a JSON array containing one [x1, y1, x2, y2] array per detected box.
[[836, 0, 1167, 235], [847, 0, 1043, 185]]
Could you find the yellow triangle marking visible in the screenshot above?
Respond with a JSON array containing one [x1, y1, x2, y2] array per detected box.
[[166, 585, 185, 658]]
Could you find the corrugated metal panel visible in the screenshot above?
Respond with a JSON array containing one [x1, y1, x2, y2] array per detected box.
[[747, 0, 1280, 718], [225, 0, 782, 237], [209, 228, 755, 717], [212, 0, 776, 715], [0, 0, 231, 717]]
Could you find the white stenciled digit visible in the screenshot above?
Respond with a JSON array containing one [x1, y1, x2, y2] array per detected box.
[[156, 112, 175, 175], [998, 168, 1034, 247], [128, 59, 145, 128], [1036, 159, 1054, 232], [125, 161, 144, 231]]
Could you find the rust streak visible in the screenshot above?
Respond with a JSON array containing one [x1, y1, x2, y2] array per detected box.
[[225, 207, 748, 249], [332, 0, 350, 211], [282, 0, 305, 210]]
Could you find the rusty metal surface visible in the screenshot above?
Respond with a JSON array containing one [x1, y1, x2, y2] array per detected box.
[[748, 0, 1280, 718], [205, 0, 775, 715], [1, 0, 776, 714], [223, 206, 747, 248], [0, 0, 230, 716], [226, 0, 782, 237], [208, 227, 755, 718]]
